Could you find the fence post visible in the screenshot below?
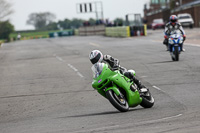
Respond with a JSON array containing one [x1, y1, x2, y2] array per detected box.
[[144, 24, 147, 36], [126, 26, 130, 37]]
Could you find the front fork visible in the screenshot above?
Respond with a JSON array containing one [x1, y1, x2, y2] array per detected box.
[[169, 44, 182, 52]]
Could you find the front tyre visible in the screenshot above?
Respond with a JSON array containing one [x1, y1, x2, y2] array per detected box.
[[174, 46, 179, 61], [140, 89, 154, 108], [106, 90, 129, 112]]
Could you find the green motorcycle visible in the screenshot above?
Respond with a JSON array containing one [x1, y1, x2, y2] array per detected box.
[[92, 62, 154, 112]]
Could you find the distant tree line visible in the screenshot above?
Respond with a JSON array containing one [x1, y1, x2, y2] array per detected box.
[[26, 12, 125, 31]]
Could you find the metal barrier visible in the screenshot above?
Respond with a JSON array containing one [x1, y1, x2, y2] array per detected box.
[[105, 26, 130, 37], [78, 25, 105, 36], [105, 25, 147, 37], [75, 24, 147, 37]]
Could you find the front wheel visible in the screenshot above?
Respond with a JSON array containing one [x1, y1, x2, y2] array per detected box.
[[174, 46, 179, 61], [106, 89, 129, 112], [140, 89, 154, 108]]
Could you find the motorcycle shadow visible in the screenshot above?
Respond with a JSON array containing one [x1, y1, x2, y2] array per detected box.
[[65, 108, 143, 118]]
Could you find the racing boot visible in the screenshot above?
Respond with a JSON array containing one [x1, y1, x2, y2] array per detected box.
[[132, 76, 144, 90], [124, 71, 145, 91], [163, 38, 169, 51], [131, 76, 149, 95], [180, 44, 185, 52]]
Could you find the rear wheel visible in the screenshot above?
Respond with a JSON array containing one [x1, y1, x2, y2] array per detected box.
[[106, 89, 129, 112]]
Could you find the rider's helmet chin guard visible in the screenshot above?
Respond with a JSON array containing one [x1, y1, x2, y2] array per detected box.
[[170, 15, 178, 25], [89, 50, 103, 64]]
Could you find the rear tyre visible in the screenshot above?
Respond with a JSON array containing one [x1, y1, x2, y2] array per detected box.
[[140, 89, 154, 108], [106, 89, 129, 112]]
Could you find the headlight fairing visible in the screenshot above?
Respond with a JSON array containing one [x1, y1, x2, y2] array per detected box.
[[179, 37, 183, 44]]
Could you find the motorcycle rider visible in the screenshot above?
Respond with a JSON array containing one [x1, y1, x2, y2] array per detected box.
[[89, 50, 145, 90], [163, 15, 186, 52]]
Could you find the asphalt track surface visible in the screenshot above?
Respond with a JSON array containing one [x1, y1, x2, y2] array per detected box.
[[0, 30, 200, 133]]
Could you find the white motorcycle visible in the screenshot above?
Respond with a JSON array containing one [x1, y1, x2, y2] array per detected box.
[[168, 30, 184, 61]]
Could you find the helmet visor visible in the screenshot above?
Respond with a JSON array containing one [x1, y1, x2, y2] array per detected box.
[[171, 19, 177, 23], [90, 53, 101, 64]]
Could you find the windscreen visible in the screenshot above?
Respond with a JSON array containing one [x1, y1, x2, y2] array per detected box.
[[170, 30, 182, 35], [91, 63, 104, 78]]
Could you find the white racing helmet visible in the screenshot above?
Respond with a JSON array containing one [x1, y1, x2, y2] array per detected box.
[[89, 50, 103, 64]]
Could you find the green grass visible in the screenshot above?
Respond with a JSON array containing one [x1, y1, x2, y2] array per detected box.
[[10, 30, 60, 39], [10, 29, 74, 40], [8, 29, 75, 42]]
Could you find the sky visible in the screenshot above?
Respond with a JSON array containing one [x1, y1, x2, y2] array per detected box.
[[8, 0, 150, 30]]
